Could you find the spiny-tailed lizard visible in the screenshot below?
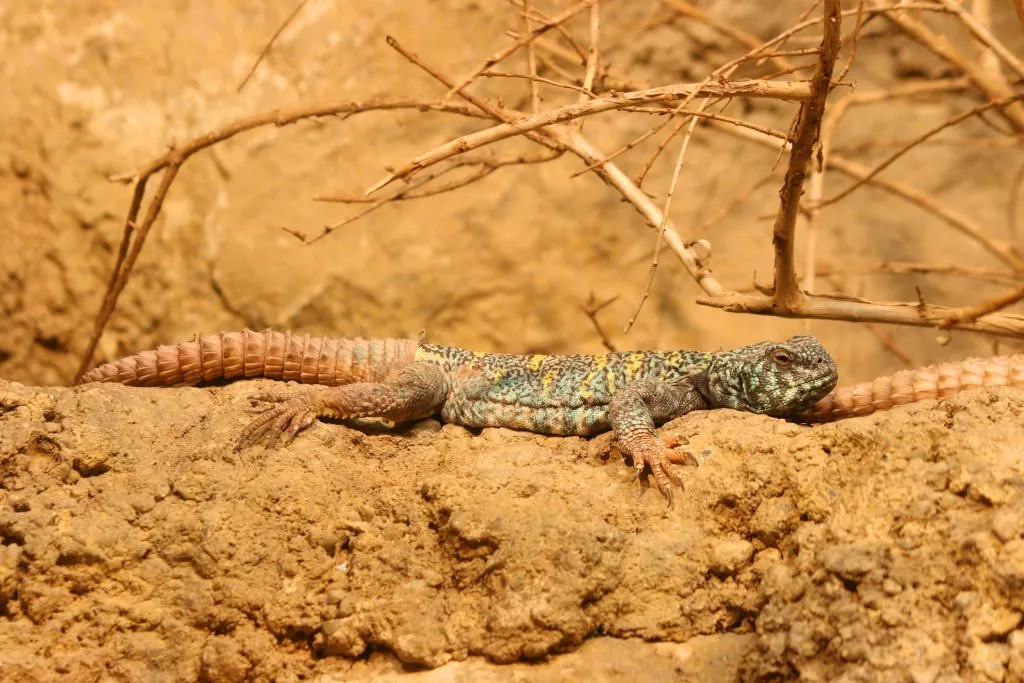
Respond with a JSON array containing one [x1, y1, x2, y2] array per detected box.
[[78, 329, 1024, 502]]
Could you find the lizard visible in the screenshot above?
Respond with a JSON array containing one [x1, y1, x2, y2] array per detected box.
[[77, 329, 838, 503], [77, 329, 1024, 501]]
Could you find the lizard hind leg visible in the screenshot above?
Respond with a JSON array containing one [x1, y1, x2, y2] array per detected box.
[[234, 361, 450, 451]]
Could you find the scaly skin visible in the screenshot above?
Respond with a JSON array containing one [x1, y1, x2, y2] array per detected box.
[[79, 329, 838, 503]]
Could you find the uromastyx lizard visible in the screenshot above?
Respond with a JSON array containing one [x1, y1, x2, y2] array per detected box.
[[79, 329, 1024, 502]]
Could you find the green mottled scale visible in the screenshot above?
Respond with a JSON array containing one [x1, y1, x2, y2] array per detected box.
[[415, 344, 712, 435]]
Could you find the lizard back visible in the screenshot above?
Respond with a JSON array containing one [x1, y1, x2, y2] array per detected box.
[[416, 343, 711, 435]]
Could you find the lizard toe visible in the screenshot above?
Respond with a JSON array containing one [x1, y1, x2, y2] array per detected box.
[[277, 407, 319, 447], [236, 392, 324, 450], [630, 443, 688, 506], [665, 447, 699, 467], [249, 389, 292, 405], [234, 410, 279, 450], [254, 397, 322, 449]]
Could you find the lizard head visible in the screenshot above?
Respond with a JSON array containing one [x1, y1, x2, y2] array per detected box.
[[706, 334, 838, 418]]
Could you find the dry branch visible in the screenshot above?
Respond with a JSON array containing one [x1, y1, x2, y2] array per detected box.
[[815, 94, 1024, 210], [697, 291, 1024, 338], [364, 78, 813, 195], [770, 0, 841, 309], [79, 0, 1024, 381], [876, 0, 1024, 132], [74, 98, 497, 382], [444, 0, 599, 100], [709, 119, 1024, 274]]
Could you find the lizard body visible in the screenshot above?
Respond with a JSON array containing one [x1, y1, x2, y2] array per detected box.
[[79, 329, 1024, 501], [79, 329, 838, 501]]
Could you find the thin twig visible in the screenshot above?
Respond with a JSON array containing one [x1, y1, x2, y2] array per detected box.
[[315, 151, 560, 204], [625, 99, 708, 333], [237, 0, 310, 93], [364, 78, 814, 195], [532, 35, 642, 91], [77, 163, 180, 382], [634, 113, 696, 189], [815, 94, 1024, 210], [295, 150, 562, 243], [523, 0, 540, 113], [820, 261, 1020, 284], [481, 70, 595, 97], [833, 0, 865, 84], [939, 283, 1024, 329], [570, 109, 787, 180], [444, 0, 599, 101], [384, 36, 563, 157], [876, 0, 1024, 132], [833, 136, 1021, 153], [660, 0, 798, 73], [506, 0, 589, 63], [573, 2, 601, 132], [74, 97, 491, 381], [1009, 160, 1024, 245], [937, 0, 1024, 82], [570, 123, 666, 179], [581, 292, 619, 352], [709, 115, 1024, 273]]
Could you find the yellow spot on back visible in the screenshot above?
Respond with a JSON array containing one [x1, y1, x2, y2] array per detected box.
[[542, 371, 556, 394], [606, 370, 619, 397], [527, 354, 546, 371], [624, 352, 645, 376], [579, 356, 610, 401], [414, 349, 445, 363]]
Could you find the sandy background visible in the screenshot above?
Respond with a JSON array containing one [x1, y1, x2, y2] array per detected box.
[[1, 1, 1023, 680]]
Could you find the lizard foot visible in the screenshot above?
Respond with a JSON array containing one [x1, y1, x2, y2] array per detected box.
[[631, 442, 699, 507], [235, 394, 322, 451]]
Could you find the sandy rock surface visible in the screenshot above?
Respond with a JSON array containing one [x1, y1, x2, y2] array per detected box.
[[1, 379, 1022, 680]]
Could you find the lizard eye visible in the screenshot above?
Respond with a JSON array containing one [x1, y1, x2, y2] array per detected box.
[[771, 349, 794, 368]]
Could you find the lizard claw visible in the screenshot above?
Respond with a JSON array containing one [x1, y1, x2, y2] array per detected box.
[[631, 442, 699, 506], [234, 394, 321, 451]]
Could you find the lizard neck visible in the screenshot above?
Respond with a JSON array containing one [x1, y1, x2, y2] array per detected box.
[[698, 352, 750, 410]]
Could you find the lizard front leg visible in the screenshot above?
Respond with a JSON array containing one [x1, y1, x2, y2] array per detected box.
[[235, 361, 450, 450], [609, 379, 708, 505]]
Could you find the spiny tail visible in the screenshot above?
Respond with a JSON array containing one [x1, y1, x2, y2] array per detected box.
[[77, 329, 419, 388], [803, 353, 1024, 423]]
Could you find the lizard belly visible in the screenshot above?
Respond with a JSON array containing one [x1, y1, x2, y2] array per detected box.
[[440, 399, 611, 436]]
